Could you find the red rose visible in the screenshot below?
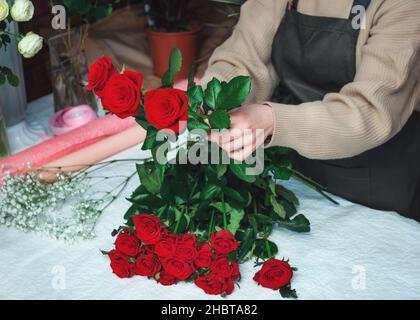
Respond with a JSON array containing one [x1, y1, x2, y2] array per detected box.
[[181, 233, 197, 245], [155, 236, 177, 259], [144, 88, 188, 133], [86, 56, 118, 98], [210, 255, 238, 279], [162, 258, 195, 281], [175, 241, 197, 262], [108, 249, 134, 278], [134, 253, 161, 277], [156, 271, 178, 286], [195, 243, 214, 269], [210, 230, 239, 255], [102, 70, 143, 119], [133, 214, 162, 245], [195, 273, 235, 296], [253, 259, 293, 290], [114, 232, 140, 257], [231, 260, 240, 281]]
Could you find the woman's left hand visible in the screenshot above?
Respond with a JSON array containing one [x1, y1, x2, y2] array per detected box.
[[208, 104, 275, 161]]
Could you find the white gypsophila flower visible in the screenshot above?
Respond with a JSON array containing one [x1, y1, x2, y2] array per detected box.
[[18, 32, 43, 58], [0, 0, 9, 22], [10, 0, 34, 22]]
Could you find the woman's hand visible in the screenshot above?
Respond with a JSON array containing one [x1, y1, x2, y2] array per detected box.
[[208, 104, 274, 161]]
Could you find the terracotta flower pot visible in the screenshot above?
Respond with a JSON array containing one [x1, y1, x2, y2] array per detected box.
[[148, 28, 201, 80]]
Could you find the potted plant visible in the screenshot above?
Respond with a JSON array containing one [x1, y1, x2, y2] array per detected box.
[[145, 0, 201, 80]]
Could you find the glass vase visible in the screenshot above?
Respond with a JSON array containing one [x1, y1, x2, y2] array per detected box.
[[48, 31, 97, 113]]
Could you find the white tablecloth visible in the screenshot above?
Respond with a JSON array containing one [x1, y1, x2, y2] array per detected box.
[[1, 143, 420, 300]]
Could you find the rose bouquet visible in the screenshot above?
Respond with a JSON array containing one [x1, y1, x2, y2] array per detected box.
[[87, 49, 313, 298]]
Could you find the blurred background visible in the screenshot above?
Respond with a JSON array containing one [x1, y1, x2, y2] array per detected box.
[[0, 0, 244, 156]]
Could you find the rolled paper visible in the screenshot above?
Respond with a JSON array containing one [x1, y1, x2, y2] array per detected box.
[[0, 114, 137, 178], [49, 105, 98, 136], [38, 126, 146, 182]]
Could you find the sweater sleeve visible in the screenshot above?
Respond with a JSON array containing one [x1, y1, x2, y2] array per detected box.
[[200, 0, 287, 103], [266, 0, 420, 160]]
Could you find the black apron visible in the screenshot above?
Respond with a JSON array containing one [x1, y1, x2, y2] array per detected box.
[[271, 0, 420, 220]]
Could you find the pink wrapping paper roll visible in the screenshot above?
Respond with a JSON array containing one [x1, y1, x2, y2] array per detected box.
[[0, 114, 137, 177], [49, 105, 98, 136]]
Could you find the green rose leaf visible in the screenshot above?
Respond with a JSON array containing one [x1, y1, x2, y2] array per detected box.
[[199, 184, 221, 201], [208, 110, 230, 130], [136, 162, 165, 195], [270, 195, 287, 219], [216, 76, 251, 110], [230, 162, 257, 183], [277, 214, 310, 233], [141, 126, 158, 151], [227, 208, 244, 235], [187, 85, 204, 112], [237, 228, 255, 263], [162, 48, 182, 88], [204, 78, 222, 110], [253, 239, 278, 259]]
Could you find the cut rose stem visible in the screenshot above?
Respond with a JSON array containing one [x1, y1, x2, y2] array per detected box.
[[37, 126, 146, 182]]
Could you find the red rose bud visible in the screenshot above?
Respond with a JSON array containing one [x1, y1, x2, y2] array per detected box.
[[253, 259, 293, 290], [102, 70, 143, 119], [162, 258, 195, 281], [134, 253, 161, 277], [194, 243, 214, 269], [144, 88, 188, 134], [108, 249, 134, 279], [86, 56, 118, 98], [210, 230, 239, 255], [133, 214, 163, 245], [195, 273, 235, 296], [210, 255, 239, 279], [114, 232, 140, 257]]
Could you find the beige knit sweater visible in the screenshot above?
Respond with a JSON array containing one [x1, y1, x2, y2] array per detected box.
[[201, 0, 420, 160]]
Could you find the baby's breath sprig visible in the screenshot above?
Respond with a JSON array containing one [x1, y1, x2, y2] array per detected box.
[[0, 159, 142, 242]]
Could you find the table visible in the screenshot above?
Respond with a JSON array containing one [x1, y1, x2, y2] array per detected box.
[[1, 99, 420, 300]]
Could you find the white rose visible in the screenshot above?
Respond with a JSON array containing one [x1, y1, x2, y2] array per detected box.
[[11, 0, 34, 22], [0, 0, 9, 22], [18, 32, 43, 58]]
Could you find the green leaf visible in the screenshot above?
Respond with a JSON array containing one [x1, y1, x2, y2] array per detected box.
[[141, 127, 158, 151], [199, 184, 221, 201], [277, 214, 310, 233], [227, 208, 244, 235], [216, 164, 228, 178], [279, 284, 298, 299], [208, 110, 230, 130], [216, 76, 251, 110], [187, 85, 204, 112], [0, 73, 5, 86], [7, 73, 19, 87], [136, 162, 165, 195], [237, 228, 255, 263], [230, 162, 257, 183], [253, 239, 278, 259], [162, 48, 182, 88], [277, 185, 299, 206], [204, 78, 222, 110], [270, 195, 287, 219]]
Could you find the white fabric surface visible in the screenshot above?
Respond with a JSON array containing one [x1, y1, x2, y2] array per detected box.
[[1, 145, 420, 300]]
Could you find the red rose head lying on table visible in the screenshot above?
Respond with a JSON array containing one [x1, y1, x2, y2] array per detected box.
[[87, 49, 309, 298]]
